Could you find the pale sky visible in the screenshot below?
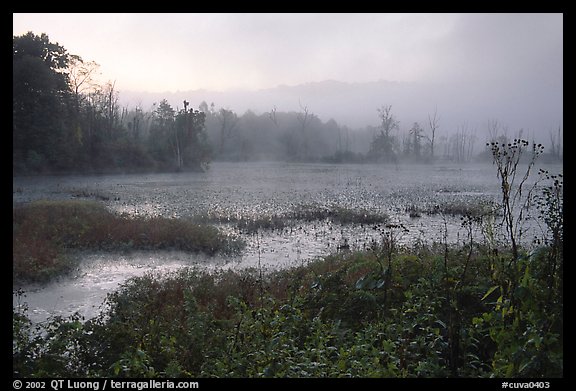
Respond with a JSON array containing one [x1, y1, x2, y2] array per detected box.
[[12, 13, 563, 93]]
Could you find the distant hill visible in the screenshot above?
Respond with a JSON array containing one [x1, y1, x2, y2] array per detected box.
[[118, 79, 562, 142]]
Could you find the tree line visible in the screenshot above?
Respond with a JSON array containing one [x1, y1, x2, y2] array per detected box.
[[13, 32, 562, 174], [13, 32, 210, 174]]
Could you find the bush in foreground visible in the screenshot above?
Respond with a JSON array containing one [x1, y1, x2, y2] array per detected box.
[[13, 240, 562, 378]]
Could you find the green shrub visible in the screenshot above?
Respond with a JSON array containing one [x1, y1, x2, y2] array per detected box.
[[13, 193, 563, 378]]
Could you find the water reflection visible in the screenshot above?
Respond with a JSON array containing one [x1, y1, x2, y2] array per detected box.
[[13, 161, 562, 323]]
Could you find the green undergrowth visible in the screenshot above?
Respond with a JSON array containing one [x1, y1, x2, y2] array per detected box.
[[13, 200, 244, 283], [13, 241, 562, 378]]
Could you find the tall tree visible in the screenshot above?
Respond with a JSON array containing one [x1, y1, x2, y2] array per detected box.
[[13, 32, 72, 171], [451, 123, 477, 163], [369, 105, 399, 163], [427, 108, 439, 160], [148, 99, 176, 166], [103, 81, 119, 140], [296, 101, 311, 160], [174, 101, 209, 169], [549, 124, 562, 161], [147, 99, 210, 170], [217, 108, 238, 155], [67, 56, 100, 145], [409, 122, 424, 159], [268, 105, 279, 128]]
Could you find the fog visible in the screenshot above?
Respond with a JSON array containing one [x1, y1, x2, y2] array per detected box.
[[14, 13, 562, 145], [119, 77, 562, 145], [12, 14, 565, 376]]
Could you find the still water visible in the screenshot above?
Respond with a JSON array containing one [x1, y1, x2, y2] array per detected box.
[[13, 161, 562, 322]]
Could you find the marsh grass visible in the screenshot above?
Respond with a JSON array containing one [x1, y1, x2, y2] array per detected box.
[[292, 204, 389, 225], [13, 200, 244, 283], [191, 204, 389, 234], [404, 200, 498, 219]]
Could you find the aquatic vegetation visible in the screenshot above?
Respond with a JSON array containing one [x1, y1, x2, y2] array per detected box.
[[422, 200, 498, 218], [291, 204, 389, 225], [13, 200, 244, 283], [12, 160, 563, 378], [190, 203, 389, 234]]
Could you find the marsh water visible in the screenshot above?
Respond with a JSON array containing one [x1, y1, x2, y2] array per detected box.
[[13, 161, 562, 323]]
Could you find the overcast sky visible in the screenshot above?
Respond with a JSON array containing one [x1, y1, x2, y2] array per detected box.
[[13, 13, 562, 92], [13, 13, 563, 138]]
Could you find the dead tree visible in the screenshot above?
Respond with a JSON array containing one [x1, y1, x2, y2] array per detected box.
[[427, 107, 440, 160], [296, 101, 310, 160]]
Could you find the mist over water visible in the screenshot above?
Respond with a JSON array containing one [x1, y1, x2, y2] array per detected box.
[[13, 160, 562, 322]]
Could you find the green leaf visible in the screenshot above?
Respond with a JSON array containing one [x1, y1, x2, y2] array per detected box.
[[515, 286, 531, 302], [472, 316, 483, 326], [434, 319, 447, 329], [356, 274, 376, 290], [355, 276, 366, 289], [481, 285, 500, 301]]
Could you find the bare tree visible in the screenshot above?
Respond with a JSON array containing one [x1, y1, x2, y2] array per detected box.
[[486, 119, 509, 145], [427, 107, 440, 160], [467, 129, 477, 162], [103, 81, 119, 140], [451, 122, 476, 163], [549, 124, 562, 160], [68, 56, 101, 105], [409, 122, 424, 159], [486, 119, 500, 143], [377, 105, 399, 139], [296, 101, 311, 160], [369, 105, 399, 163], [67, 56, 101, 145]]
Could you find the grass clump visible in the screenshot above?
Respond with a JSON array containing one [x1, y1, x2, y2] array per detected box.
[[404, 200, 498, 219], [425, 201, 497, 218], [193, 204, 389, 234], [292, 204, 389, 225], [13, 200, 244, 283]]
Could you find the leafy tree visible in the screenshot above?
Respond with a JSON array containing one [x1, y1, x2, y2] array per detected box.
[[148, 99, 176, 166], [147, 100, 210, 171], [14, 33, 213, 173], [175, 103, 210, 170], [13, 32, 73, 171]]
